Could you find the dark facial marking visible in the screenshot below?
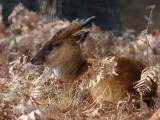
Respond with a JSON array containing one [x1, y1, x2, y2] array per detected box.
[[31, 38, 62, 64]]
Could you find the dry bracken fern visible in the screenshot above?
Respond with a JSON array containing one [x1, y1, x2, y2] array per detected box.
[[134, 63, 160, 96], [80, 56, 117, 90], [149, 109, 160, 120], [17, 104, 62, 120]]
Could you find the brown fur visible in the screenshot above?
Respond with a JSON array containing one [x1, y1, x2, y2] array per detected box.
[[55, 21, 81, 40], [88, 57, 145, 103]]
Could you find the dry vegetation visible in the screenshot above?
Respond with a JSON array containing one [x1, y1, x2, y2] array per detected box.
[[0, 4, 160, 120]]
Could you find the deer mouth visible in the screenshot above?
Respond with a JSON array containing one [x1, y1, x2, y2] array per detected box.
[[32, 62, 44, 65]]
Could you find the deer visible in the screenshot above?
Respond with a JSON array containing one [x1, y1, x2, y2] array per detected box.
[[30, 16, 156, 103]]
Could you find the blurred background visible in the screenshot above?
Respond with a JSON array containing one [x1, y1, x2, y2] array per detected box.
[[0, 0, 160, 35]]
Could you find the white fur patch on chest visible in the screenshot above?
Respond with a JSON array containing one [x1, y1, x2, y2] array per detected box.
[[53, 65, 62, 78]]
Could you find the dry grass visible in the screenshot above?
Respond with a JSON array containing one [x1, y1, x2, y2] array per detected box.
[[0, 4, 160, 120]]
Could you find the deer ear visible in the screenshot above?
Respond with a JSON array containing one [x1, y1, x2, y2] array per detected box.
[[72, 31, 89, 44]]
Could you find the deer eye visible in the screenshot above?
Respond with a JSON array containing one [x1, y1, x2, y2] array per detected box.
[[52, 43, 61, 47], [46, 43, 61, 52], [47, 45, 53, 51]]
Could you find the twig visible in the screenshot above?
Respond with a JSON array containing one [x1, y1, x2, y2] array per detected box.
[[146, 4, 156, 33], [140, 4, 159, 65]]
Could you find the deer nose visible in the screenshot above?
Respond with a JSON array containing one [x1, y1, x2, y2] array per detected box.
[[30, 57, 36, 64]]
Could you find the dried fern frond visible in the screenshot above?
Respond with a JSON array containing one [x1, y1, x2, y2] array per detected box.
[[17, 105, 62, 120], [149, 109, 160, 120], [134, 63, 160, 96], [81, 56, 118, 89]]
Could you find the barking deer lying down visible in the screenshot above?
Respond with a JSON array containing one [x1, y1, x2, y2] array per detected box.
[[30, 16, 156, 103]]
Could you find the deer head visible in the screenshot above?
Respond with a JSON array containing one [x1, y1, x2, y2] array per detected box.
[[30, 16, 96, 66]]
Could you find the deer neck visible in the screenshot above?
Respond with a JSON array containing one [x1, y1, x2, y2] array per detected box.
[[53, 49, 88, 83]]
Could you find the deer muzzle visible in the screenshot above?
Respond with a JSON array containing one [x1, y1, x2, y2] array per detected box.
[[30, 57, 44, 65]]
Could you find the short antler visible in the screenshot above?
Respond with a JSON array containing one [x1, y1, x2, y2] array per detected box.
[[79, 16, 96, 27], [55, 16, 96, 40]]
